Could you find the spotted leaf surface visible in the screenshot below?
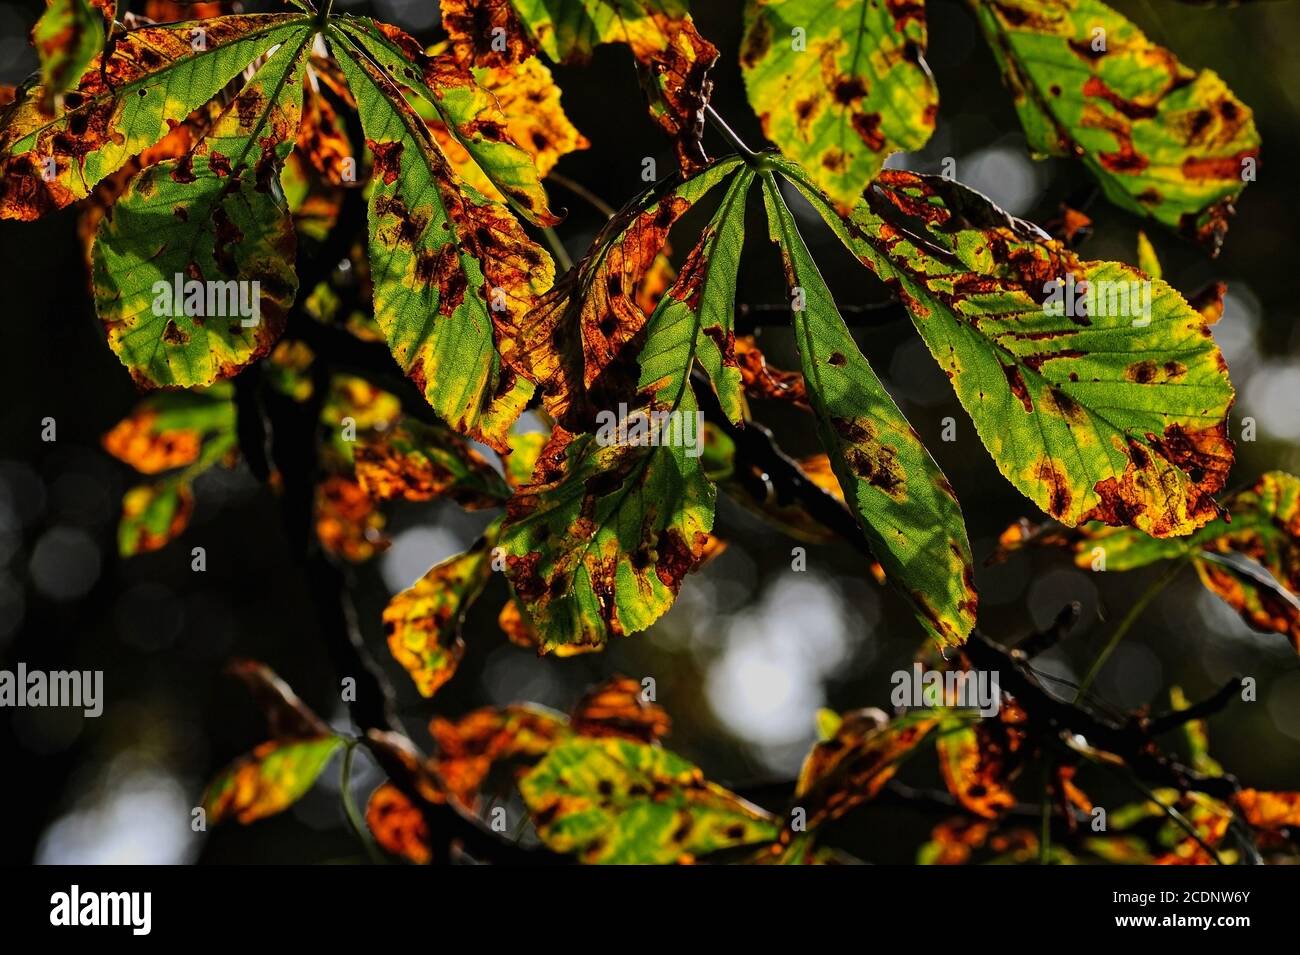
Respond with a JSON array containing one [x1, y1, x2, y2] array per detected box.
[[355, 418, 511, 508], [105, 383, 236, 556], [91, 33, 312, 387], [0, 14, 310, 220], [795, 709, 939, 830], [429, 704, 569, 805], [762, 173, 976, 647], [935, 722, 1018, 819], [741, 0, 937, 210], [971, 0, 1259, 250], [499, 419, 715, 651], [32, 0, 105, 112], [639, 168, 753, 425], [383, 525, 498, 697], [519, 736, 778, 863], [510, 156, 743, 432], [779, 162, 1234, 539], [336, 18, 558, 226], [442, 0, 717, 171], [330, 30, 551, 452], [204, 736, 343, 825]]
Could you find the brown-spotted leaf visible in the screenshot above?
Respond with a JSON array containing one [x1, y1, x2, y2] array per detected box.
[[366, 783, 433, 863], [204, 736, 344, 825], [795, 708, 940, 830], [1, 13, 311, 220], [777, 161, 1235, 539], [971, 0, 1259, 251], [570, 674, 671, 742], [383, 524, 498, 698], [355, 418, 511, 509]]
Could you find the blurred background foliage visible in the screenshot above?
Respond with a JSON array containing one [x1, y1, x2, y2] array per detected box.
[[1, 0, 1298, 863]]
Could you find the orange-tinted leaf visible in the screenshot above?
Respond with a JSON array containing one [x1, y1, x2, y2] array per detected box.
[[204, 736, 343, 825], [570, 675, 671, 742], [366, 783, 432, 863]]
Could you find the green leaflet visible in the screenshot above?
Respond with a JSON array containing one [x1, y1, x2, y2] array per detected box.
[[740, 0, 938, 211], [498, 415, 716, 651], [1, 14, 310, 220], [329, 27, 550, 453], [760, 173, 976, 647], [519, 736, 778, 863], [497, 163, 754, 652], [334, 16, 558, 226], [512, 155, 744, 432], [383, 522, 499, 697], [32, 0, 105, 111], [775, 160, 1234, 539], [204, 736, 344, 825], [970, 0, 1259, 250], [92, 32, 311, 387], [638, 168, 754, 424]]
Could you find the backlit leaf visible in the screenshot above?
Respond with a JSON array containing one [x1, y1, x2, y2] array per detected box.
[[778, 162, 1235, 539], [795, 708, 940, 830], [971, 0, 1259, 250], [103, 383, 236, 475], [442, 0, 718, 172], [330, 28, 552, 452], [204, 736, 344, 825], [740, 0, 937, 210], [429, 704, 569, 805], [355, 418, 511, 508], [570, 674, 671, 742], [519, 736, 778, 863], [118, 479, 194, 556], [32, 0, 105, 112], [91, 33, 312, 387], [366, 783, 433, 863], [762, 173, 976, 647], [383, 524, 498, 697], [336, 18, 558, 226], [1, 13, 311, 219], [509, 156, 743, 432], [935, 723, 1018, 819]]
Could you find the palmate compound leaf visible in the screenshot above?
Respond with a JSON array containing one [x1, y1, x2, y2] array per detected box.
[[519, 736, 779, 863], [0, 13, 312, 220], [328, 24, 553, 453], [740, 0, 938, 211], [773, 160, 1235, 539], [204, 736, 344, 825], [91, 30, 313, 387], [498, 164, 754, 651], [441, 0, 718, 172], [970, 0, 1260, 251], [998, 471, 1300, 652], [761, 173, 976, 647]]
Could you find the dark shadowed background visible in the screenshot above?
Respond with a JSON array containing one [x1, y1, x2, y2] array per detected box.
[[1, 0, 1298, 863]]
